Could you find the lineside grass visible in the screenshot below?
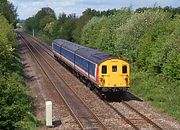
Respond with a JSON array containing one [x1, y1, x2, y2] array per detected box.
[[130, 71, 180, 120]]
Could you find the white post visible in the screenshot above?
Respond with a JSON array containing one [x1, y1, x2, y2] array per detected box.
[[45, 101, 52, 127], [33, 29, 34, 37]]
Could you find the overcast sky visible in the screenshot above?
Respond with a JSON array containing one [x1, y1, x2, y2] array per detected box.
[[9, 0, 180, 19]]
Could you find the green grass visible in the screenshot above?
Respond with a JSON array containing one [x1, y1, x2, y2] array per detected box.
[[130, 71, 180, 120]]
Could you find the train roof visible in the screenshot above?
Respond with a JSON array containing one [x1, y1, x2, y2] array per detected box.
[[53, 39, 85, 51], [52, 39, 118, 64]]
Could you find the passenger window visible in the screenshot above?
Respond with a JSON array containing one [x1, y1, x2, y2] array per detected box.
[[112, 66, 117, 72], [102, 65, 107, 74], [122, 65, 127, 74]]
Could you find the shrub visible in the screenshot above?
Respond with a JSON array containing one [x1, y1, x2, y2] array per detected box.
[[0, 14, 37, 129], [81, 8, 132, 54], [113, 10, 170, 61]]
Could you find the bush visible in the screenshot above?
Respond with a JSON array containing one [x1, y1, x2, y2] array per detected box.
[[0, 14, 37, 129], [81, 10, 180, 120], [81, 8, 132, 54], [0, 73, 35, 129], [113, 10, 170, 61]]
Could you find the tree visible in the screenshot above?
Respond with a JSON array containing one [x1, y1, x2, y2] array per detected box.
[[81, 8, 132, 53], [57, 14, 77, 41], [0, 0, 17, 27], [0, 13, 37, 130], [34, 7, 56, 31], [23, 17, 35, 34], [23, 7, 57, 42]]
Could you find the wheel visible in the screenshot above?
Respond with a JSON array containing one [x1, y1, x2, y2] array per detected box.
[[87, 82, 94, 90], [72, 70, 76, 75], [101, 93, 107, 100], [87, 82, 91, 88], [54, 55, 57, 60]]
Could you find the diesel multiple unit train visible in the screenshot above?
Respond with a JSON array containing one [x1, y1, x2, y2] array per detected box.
[[52, 39, 130, 92]]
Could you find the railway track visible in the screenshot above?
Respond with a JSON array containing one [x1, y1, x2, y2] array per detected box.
[[104, 100, 163, 130], [18, 32, 107, 130], [18, 32, 163, 130]]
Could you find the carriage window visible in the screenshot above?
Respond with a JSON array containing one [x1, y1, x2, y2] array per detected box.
[[112, 66, 117, 72], [122, 65, 127, 74], [102, 65, 107, 74]]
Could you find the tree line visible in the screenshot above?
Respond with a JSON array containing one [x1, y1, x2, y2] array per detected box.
[[0, 0, 37, 129], [24, 6, 180, 120], [23, 7, 122, 43]]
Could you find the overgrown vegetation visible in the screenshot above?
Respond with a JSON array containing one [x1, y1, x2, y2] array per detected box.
[[23, 6, 180, 120], [82, 9, 180, 120], [0, 1, 37, 129]]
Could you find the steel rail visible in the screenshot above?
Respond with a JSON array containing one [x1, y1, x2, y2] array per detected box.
[[20, 32, 163, 130], [122, 101, 163, 130], [104, 100, 139, 130], [19, 33, 85, 130], [103, 99, 163, 130], [19, 32, 107, 130]]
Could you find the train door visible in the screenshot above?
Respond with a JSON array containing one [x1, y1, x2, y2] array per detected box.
[[119, 64, 129, 87]]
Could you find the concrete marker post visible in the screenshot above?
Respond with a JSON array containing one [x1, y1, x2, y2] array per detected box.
[[45, 101, 52, 127]]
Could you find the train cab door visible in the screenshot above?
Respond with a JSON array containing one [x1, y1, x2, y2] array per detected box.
[[100, 64, 109, 87], [119, 64, 129, 87]]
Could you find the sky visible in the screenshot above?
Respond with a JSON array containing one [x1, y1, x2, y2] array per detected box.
[[9, 0, 180, 20]]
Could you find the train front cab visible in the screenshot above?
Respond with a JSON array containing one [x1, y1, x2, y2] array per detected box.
[[98, 58, 130, 92]]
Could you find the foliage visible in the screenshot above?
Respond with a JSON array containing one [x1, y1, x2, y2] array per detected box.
[[23, 7, 125, 43], [130, 72, 180, 120], [0, 14, 37, 129], [161, 18, 180, 81], [34, 7, 56, 31], [136, 6, 180, 15], [136, 16, 180, 76], [57, 14, 77, 41], [82, 8, 132, 53], [0, 14, 16, 73], [0, 73, 34, 129], [23, 17, 35, 34], [114, 10, 169, 62], [0, 0, 18, 27], [23, 7, 56, 37], [23, 7, 180, 120], [81, 9, 180, 120], [72, 8, 125, 44], [81, 16, 106, 47]]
